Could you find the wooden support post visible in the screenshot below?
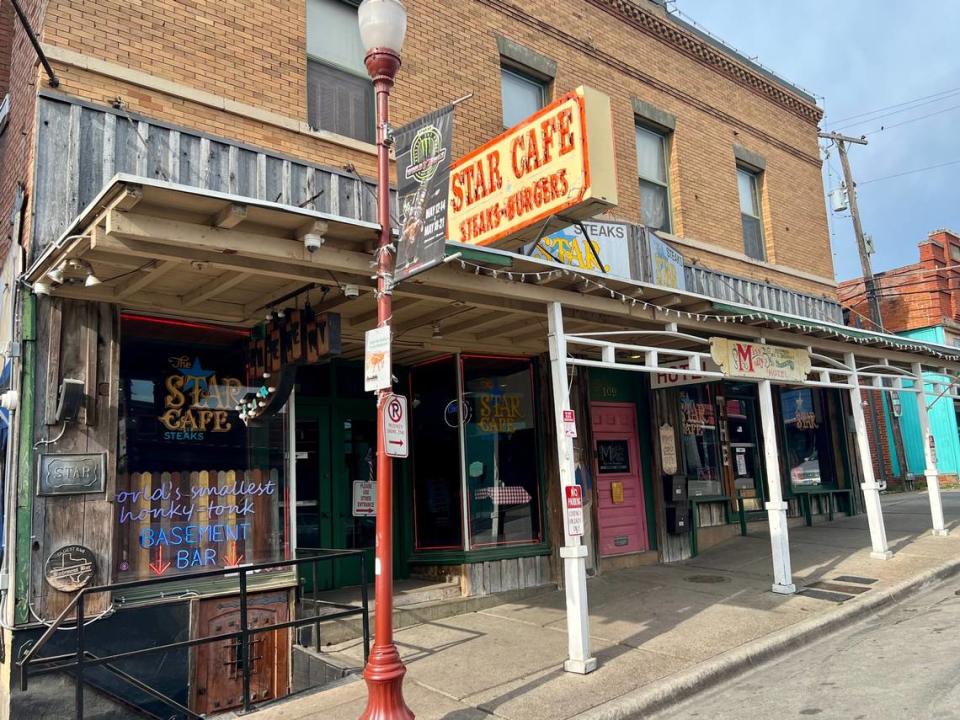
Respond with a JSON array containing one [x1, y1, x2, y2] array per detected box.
[[757, 379, 796, 594], [912, 362, 948, 536], [846, 353, 893, 558], [546, 302, 597, 674]]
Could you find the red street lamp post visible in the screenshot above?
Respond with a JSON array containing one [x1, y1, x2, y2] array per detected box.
[[358, 1, 412, 719]]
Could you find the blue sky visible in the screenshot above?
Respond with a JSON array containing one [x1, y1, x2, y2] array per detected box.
[[674, 0, 960, 281]]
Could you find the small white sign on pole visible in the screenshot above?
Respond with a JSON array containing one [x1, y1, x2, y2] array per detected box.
[[383, 394, 409, 458], [563, 409, 577, 438], [352, 480, 376, 516], [659, 423, 677, 475], [364, 325, 392, 392], [565, 485, 584, 537]]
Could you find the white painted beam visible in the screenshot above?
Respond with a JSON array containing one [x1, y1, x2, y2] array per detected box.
[[912, 362, 948, 536], [757, 379, 796, 594]]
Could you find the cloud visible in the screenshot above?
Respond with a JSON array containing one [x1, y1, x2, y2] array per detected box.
[[674, 0, 960, 280]]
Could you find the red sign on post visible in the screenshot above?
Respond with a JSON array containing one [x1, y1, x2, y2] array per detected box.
[[562, 409, 577, 438], [565, 485, 584, 537]]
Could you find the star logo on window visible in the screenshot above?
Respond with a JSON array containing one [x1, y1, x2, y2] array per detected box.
[[181, 357, 214, 393]]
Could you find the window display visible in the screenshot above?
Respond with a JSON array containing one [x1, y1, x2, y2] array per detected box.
[[116, 317, 287, 582], [462, 356, 542, 547], [780, 387, 831, 490], [678, 386, 721, 495]]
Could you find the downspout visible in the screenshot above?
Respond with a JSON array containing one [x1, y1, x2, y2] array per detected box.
[[7, 0, 59, 88], [13, 291, 34, 626], [0, 262, 23, 630]]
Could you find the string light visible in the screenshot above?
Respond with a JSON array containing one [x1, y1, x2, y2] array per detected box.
[[448, 257, 960, 361]]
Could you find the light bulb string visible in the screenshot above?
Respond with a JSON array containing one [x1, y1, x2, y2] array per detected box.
[[447, 258, 960, 362]]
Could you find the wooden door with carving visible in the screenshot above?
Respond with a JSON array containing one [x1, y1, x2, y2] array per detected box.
[[193, 590, 290, 715]]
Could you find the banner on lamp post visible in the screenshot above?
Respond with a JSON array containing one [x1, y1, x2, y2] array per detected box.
[[393, 105, 455, 284]]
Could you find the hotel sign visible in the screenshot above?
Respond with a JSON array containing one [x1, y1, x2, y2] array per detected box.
[[710, 338, 811, 382], [447, 86, 618, 249]]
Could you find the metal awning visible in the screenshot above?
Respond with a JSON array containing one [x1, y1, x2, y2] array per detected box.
[[712, 302, 960, 363]]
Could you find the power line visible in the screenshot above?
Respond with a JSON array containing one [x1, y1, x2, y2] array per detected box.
[[828, 85, 960, 124], [861, 102, 960, 137], [859, 158, 960, 186]]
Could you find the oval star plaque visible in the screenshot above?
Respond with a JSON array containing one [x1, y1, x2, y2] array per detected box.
[[44, 545, 97, 592]]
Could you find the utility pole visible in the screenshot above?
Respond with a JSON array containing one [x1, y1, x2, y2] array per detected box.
[[821, 131, 906, 490], [819, 131, 882, 330]]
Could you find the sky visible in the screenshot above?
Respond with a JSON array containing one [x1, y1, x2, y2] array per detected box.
[[673, 0, 960, 281]]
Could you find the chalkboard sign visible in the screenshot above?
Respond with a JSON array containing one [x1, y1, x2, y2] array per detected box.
[[597, 439, 630, 474]]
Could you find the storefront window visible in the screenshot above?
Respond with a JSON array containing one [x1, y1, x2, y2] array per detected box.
[[115, 316, 287, 582], [411, 357, 463, 550], [678, 385, 721, 495], [780, 387, 831, 490], [462, 356, 542, 547]]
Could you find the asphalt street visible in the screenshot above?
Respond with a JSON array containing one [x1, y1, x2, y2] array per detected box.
[[650, 573, 960, 720]]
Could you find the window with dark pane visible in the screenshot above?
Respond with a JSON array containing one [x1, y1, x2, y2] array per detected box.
[[737, 167, 764, 260], [635, 125, 671, 232], [305, 0, 374, 143], [410, 357, 464, 550], [461, 356, 542, 547]]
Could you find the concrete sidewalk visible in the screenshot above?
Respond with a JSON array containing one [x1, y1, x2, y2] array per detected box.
[[242, 491, 960, 720]]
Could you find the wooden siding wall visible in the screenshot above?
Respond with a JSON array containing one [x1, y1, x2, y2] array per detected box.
[[31, 298, 119, 619], [32, 94, 380, 255]]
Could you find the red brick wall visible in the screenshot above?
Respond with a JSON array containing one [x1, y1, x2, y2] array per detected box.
[[0, 0, 45, 258], [839, 230, 960, 333], [0, 1, 13, 96]]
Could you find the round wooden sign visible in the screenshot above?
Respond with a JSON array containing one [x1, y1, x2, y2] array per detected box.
[[44, 545, 97, 592]]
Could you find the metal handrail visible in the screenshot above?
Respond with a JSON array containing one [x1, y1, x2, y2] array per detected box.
[[17, 549, 370, 719]]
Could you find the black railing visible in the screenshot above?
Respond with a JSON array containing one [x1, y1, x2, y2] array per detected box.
[[17, 550, 370, 720]]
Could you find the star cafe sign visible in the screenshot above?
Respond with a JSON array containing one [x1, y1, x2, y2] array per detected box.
[[710, 338, 812, 383], [447, 86, 618, 250], [160, 356, 243, 441]]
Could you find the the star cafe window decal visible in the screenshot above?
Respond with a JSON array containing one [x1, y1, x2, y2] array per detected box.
[[159, 355, 244, 441]]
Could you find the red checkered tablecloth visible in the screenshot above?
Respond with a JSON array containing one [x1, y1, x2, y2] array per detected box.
[[473, 486, 532, 505]]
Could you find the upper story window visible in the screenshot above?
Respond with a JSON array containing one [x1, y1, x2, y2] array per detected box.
[[635, 125, 672, 233], [737, 166, 765, 260], [950, 244, 960, 262], [306, 0, 374, 143], [500, 67, 545, 129]]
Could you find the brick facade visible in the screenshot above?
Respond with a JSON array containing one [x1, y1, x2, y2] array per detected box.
[[0, 0, 43, 256], [839, 230, 960, 334], [9, 0, 835, 297]]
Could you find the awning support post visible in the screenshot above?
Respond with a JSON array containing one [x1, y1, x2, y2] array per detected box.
[[546, 302, 597, 675], [846, 353, 893, 558], [912, 362, 948, 536], [757, 379, 796, 594]]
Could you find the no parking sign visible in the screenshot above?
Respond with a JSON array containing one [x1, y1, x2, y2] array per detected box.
[[383, 394, 409, 458]]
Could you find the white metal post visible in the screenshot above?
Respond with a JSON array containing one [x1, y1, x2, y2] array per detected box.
[[846, 353, 893, 558], [912, 362, 948, 536], [546, 302, 597, 675], [757, 379, 796, 594]]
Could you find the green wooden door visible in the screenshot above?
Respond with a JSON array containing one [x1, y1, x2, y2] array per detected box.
[[331, 400, 377, 588], [295, 400, 333, 592]]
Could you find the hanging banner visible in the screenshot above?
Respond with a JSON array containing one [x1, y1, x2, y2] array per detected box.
[[710, 338, 811, 382], [447, 86, 617, 250], [524, 220, 633, 278], [364, 325, 392, 392], [394, 105, 455, 284], [647, 231, 686, 290]]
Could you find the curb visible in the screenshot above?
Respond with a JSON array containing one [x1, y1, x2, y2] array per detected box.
[[575, 556, 960, 720]]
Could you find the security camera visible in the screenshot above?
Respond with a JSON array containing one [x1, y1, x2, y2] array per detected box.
[[344, 284, 360, 298], [303, 233, 324, 252]]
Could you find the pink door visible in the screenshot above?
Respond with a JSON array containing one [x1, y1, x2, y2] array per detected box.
[[592, 403, 648, 556]]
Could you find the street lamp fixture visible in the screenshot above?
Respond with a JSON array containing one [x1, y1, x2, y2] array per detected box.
[[358, 2, 412, 720]]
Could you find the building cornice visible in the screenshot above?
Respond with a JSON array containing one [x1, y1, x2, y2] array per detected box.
[[586, 0, 823, 125]]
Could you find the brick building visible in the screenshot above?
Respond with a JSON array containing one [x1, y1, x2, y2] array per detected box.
[[840, 229, 960, 486], [3, 1, 958, 717]]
